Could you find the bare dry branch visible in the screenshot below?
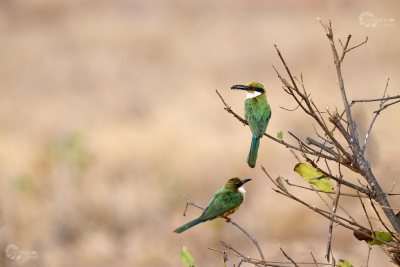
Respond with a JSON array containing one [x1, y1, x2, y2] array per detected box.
[[318, 19, 400, 232], [211, 19, 400, 267]]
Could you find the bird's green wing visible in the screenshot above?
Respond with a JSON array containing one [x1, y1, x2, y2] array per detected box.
[[262, 105, 271, 129], [245, 97, 271, 138], [198, 190, 244, 221]]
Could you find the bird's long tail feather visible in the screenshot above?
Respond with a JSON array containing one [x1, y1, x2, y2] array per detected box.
[[174, 218, 204, 233], [247, 136, 260, 168]]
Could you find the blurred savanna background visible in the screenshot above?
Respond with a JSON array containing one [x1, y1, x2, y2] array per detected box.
[[0, 0, 399, 266]]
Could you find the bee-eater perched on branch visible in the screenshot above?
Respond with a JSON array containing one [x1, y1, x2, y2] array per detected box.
[[174, 178, 251, 233], [231, 82, 271, 168]]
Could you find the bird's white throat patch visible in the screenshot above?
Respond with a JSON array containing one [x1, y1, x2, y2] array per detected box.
[[246, 90, 262, 99], [238, 186, 246, 194]]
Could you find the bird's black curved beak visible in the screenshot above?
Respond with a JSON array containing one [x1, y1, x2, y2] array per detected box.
[[231, 84, 264, 93], [240, 178, 252, 186], [231, 84, 248, 91]]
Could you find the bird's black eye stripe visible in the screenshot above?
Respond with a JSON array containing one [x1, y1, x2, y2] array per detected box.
[[248, 86, 264, 93]]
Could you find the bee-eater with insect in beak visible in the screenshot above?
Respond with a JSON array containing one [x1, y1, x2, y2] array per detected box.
[[231, 82, 271, 168], [174, 178, 251, 233]]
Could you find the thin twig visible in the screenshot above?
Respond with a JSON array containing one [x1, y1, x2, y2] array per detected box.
[[325, 170, 342, 261], [280, 101, 303, 112], [374, 99, 400, 114], [229, 219, 266, 262], [365, 246, 372, 267], [389, 182, 397, 195], [216, 89, 247, 125], [351, 95, 400, 104], [362, 78, 390, 152], [290, 149, 302, 163], [280, 247, 299, 267], [309, 250, 319, 267], [307, 137, 339, 158], [357, 192, 374, 235], [339, 34, 352, 62], [343, 36, 369, 58]]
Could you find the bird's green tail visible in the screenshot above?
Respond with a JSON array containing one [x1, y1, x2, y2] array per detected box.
[[247, 136, 260, 168], [174, 218, 204, 233]]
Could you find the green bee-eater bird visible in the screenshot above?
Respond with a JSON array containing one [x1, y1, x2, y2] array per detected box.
[[174, 177, 251, 233], [231, 82, 271, 168]]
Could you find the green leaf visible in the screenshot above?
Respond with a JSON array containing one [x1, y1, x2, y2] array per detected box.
[[277, 131, 284, 140], [368, 231, 394, 245], [311, 178, 334, 193], [294, 163, 323, 178], [181, 247, 195, 267], [338, 259, 352, 267], [294, 163, 334, 193]]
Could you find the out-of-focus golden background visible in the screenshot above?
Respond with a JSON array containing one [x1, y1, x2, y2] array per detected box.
[[0, 1, 399, 266]]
